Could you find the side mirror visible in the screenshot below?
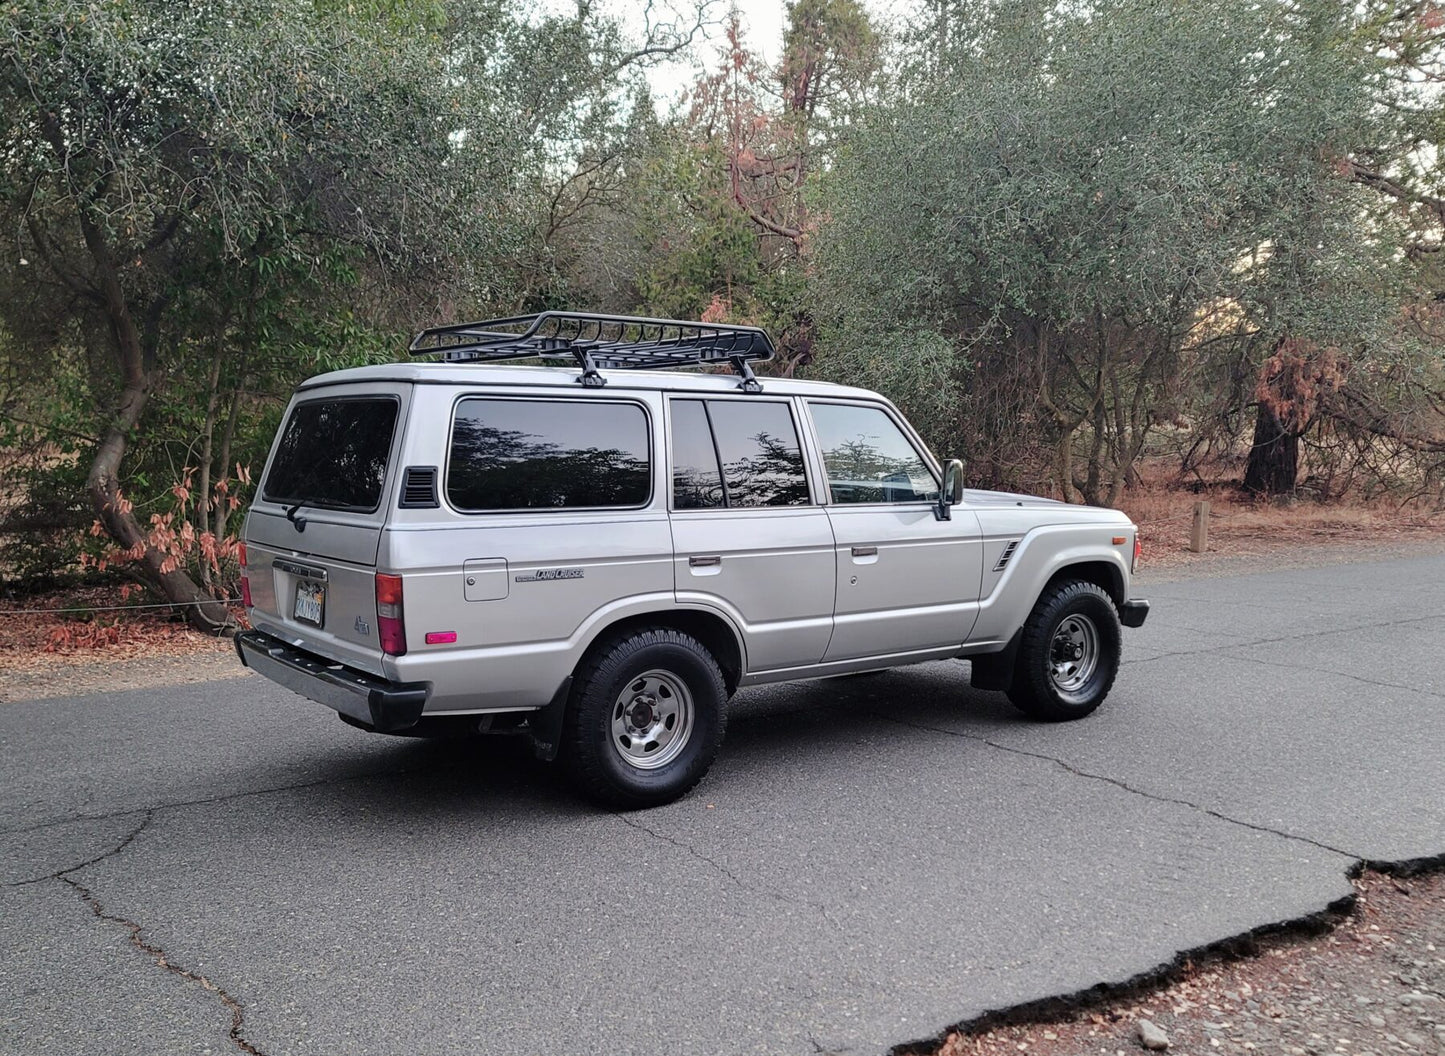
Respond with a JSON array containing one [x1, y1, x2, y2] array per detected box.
[[935, 459, 964, 521]]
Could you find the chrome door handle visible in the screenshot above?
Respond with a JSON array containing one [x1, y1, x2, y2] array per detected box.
[[851, 546, 878, 558], [689, 555, 722, 567]]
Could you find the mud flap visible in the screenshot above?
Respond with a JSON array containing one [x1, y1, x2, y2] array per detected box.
[[529, 676, 573, 762], [968, 629, 1023, 692]]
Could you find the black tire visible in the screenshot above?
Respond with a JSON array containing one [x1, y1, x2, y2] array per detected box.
[[1006, 580, 1121, 722], [562, 627, 728, 809]]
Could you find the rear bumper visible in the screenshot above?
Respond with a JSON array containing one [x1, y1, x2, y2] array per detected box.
[[1120, 599, 1150, 628], [235, 629, 430, 733]]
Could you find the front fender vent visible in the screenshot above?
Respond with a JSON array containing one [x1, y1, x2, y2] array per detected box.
[[399, 466, 439, 509], [993, 539, 1020, 573]]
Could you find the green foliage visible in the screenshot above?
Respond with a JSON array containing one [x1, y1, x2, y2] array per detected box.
[[816, 0, 1411, 501], [0, 0, 694, 596], [633, 140, 768, 319], [1, 0, 1442, 602]]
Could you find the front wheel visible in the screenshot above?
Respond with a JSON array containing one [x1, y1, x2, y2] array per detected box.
[[562, 628, 728, 808], [1007, 580, 1122, 722]]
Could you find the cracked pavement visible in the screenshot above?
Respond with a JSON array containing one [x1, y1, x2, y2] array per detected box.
[[1, 552, 1442, 1056]]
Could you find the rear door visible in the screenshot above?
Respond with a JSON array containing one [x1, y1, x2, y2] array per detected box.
[[244, 383, 410, 676], [805, 400, 983, 661], [667, 396, 836, 673]]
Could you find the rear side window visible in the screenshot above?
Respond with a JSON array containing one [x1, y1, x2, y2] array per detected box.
[[448, 398, 650, 510], [263, 397, 399, 511], [671, 399, 725, 509], [670, 399, 810, 509]]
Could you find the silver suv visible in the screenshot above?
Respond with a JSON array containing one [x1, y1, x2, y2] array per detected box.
[[236, 313, 1149, 807]]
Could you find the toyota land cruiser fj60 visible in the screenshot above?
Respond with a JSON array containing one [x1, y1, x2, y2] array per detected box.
[[236, 313, 1149, 807]]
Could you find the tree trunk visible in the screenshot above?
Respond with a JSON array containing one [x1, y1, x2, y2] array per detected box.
[[1055, 429, 1078, 503], [1243, 401, 1299, 495], [86, 379, 232, 632], [74, 204, 231, 632], [196, 337, 225, 591], [212, 383, 244, 544], [35, 105, 231, 631]]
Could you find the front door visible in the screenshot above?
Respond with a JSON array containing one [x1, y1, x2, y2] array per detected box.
[[805, 400, 983, 661], [667, 396, 836, 673]]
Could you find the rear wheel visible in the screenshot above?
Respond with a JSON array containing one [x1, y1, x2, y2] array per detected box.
[[1007, 580, 1121, 722], [562, 628, 728, 808]]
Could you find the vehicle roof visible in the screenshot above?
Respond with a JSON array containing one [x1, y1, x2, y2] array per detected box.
[[295, 362, 886, 401]]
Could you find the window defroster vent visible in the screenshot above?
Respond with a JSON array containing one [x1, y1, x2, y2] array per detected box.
[[993, 540, 1020, 573], [399, 466, 439, 509]]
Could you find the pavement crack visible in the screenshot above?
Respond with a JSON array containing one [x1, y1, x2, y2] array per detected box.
[[6, 809, 154, 888], [0, 767, 411, 840], [874, 714, 1358, 860], [615, 813, 753, 887], [1221, 651, 1445, 701], [60, 873, 268, 1056], [615, 813, 846, 933], [8, 808, 269, 1056], [1123, 610, 1445, 668]]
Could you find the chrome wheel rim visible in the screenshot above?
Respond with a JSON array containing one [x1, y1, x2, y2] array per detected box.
[[610, 669, 694, 770], [1049, 614, 1099, 693]]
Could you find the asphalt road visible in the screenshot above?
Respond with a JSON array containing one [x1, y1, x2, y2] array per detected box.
[[2, 553, 1443, 1056]]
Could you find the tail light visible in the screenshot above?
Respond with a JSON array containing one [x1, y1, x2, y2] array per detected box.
[[1133, 535, 1142, 573], [238, 542, 252, 608], [375, 573, 407, 656]]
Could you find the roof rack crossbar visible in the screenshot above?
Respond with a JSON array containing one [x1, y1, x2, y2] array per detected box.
[[409, 311, 774, 390]]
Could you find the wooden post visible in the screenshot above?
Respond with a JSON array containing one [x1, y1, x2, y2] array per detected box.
[[1190, 500, 1210, 553]]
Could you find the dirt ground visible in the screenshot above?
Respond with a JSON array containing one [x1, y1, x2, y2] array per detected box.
[[0, 584, 246, 703], [927, 869, 1445, 1056], [1118, 492, 1445, 581]]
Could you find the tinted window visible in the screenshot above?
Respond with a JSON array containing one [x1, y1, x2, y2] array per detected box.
[[809, 403, 937, 504], [448, 399, 650, 510], [707, 400, 810, 508], [263, 398, 398, 511], [671, 400, 725, 509]]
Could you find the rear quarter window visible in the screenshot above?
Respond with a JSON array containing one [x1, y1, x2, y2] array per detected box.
[[447, 398, 651, 511], [263, 397, 399, 511]]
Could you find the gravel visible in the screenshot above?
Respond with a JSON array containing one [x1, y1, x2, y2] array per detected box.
[[931, 870, 1445, 1056], [1136, 1019, 1170, 1050]]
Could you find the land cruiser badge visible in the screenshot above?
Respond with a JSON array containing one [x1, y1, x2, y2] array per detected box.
[[515, 568, 584, 583]]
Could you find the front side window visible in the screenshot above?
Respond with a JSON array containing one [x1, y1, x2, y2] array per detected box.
[[263, 397, 399, 511], [448, 398, 650, 510], [671, 399, 810, 509], [809, 402, 938, 504]]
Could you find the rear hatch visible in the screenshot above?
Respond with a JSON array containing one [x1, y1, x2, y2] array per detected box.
[[243, 384, 410, 677]]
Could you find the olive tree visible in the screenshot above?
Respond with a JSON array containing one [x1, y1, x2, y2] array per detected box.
[[0, 0, 704, 623], [816, 0, 1396, 503]]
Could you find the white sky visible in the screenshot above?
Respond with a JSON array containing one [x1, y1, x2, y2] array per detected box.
[[621, 0, 791, 107], [595, 0, 888, 109], [533, 0, 896, 112]]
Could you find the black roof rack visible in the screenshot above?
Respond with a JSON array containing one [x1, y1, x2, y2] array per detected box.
[[408, 311, 774, 391]]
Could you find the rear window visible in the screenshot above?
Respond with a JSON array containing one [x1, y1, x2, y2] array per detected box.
[[448, 398, 650, 510], [263, 397, 399, 511]]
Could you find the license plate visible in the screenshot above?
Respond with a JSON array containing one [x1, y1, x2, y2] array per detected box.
[[293, 581, 325, 627]]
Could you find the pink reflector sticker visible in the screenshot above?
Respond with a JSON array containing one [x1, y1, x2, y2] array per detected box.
[[424, 631, 457, 645]]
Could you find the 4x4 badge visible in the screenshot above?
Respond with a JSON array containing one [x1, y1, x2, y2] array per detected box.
[[354, 616, 371, 636], [515, 568, 584, 582]]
